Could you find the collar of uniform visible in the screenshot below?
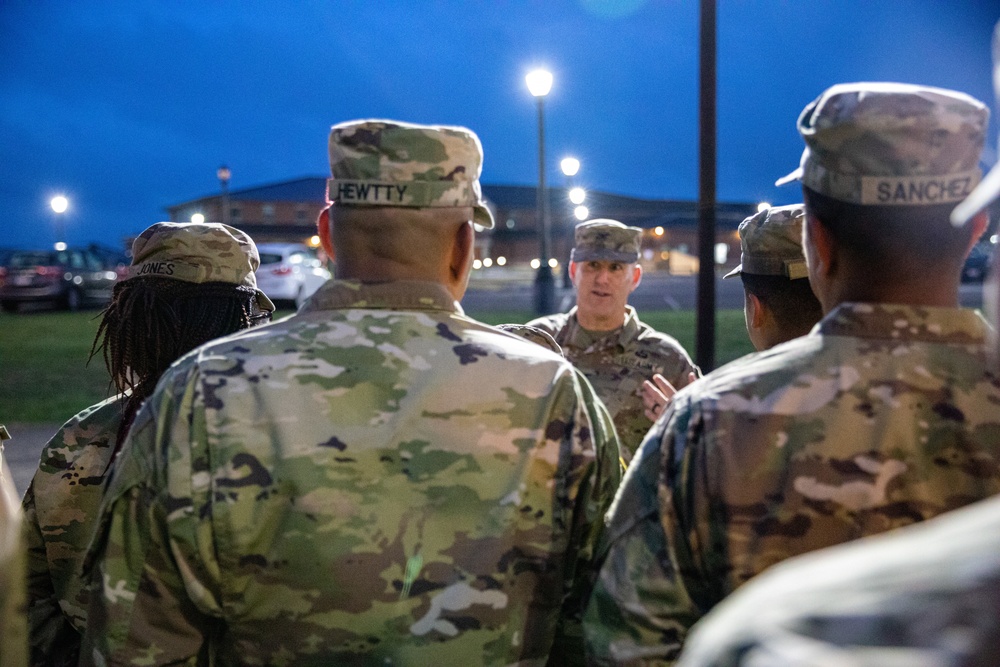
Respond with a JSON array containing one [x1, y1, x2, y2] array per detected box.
[[300, 279, 464, 314], [566, 305, 641, 349], [817, 302, 988, 344]]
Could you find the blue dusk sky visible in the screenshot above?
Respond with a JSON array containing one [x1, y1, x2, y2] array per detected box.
[[1, 0, 998, 249]]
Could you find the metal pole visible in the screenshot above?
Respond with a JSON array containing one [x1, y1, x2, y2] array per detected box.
[[534, 96, 555, 315], [218, 165, 231, 227], [696, 0, 717, 371]]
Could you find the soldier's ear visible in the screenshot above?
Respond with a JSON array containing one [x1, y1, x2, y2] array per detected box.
[[449, 221, 475, 295], [317, 206, 335, 259], [746, 291, 765, 329], [568, 261, 580, 285], [963, 211, 989, 259], [804, 213, 835, 280], [630, 263, 643, 291]]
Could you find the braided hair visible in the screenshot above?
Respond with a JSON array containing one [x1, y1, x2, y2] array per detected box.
[[90, 276, 270, 448]]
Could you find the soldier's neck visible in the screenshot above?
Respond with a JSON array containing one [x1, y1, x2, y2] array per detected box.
[[824, 277, 962, 312], [576, 310, 626, 332]]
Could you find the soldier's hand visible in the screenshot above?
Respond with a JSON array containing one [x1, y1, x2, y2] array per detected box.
[[642, 372, 695, 421]]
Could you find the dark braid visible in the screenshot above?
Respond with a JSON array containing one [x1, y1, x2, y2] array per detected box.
[[89, 276, 267, 450]]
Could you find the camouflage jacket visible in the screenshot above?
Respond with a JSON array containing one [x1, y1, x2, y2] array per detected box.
[[1, 451, 27, 667], [678, 492, 1000, 667], [22, 395, 124, 666], [528, 306, 698, 465], [82, 280, 622, 666], [584, 303, 1000, 665]]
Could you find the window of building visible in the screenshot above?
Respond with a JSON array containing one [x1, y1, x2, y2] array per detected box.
[[262, 204, 275, 222]]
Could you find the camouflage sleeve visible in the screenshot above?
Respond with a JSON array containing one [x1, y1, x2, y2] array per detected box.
[[83, 365, 221, 666], [548, 368, 623, 664], [22, 481, 79, 666], [583, 394, 711, 665], [667, 348, 700, 390]]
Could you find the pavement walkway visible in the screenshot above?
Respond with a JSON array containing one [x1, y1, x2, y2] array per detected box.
[[2, 422, 60, 498]]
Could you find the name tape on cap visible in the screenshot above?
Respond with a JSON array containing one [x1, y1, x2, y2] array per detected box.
[[860, 169, 981, 206], [331, 180, 411, 204]]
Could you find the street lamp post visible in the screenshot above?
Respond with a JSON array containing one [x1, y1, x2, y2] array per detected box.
[[560, 157, 581, 288], [526, 69, 554, 316], [217, 165, 231, 226], [50, 195, 69, 247]]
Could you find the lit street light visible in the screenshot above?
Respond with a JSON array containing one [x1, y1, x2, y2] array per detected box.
[[560, 157, 580, 177], [191, 212, 205, 224], [569, 187, 586, 205], [50, 195, 69, 246], [526, 68, 554, 316], [574, 205, 589, 221]]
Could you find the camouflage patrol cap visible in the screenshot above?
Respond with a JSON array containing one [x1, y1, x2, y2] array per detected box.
[[776, 82, 989, 207], [723, 204, 808, 280], [571, 219, 642, 263], [326, 119, 495, 229], [125, 222, 275, 313], [953, 21, 1000, 226]]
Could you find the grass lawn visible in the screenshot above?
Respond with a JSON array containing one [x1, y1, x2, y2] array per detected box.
[[1, 308, 754, 423]]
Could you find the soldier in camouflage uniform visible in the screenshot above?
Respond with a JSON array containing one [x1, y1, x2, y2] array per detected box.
[[722, 204, 821, 351], [641, 205, 821, 420], [528, 220, 698, 466], [584, 82, 998, 665], [676, 26, 1000, 667], [1, 425, 27, 667], [21, 222, 272, 666], [81, 119, 622, 666]]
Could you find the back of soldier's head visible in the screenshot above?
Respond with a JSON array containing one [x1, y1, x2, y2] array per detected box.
[[96, 222, 275, 439], [778, 83, 990, 273], [724, 204, 821, 342], [323, 119, 493, 274]]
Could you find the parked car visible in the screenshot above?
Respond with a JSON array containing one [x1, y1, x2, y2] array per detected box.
[[0, 245, 126, 312], [961, 240, 994, 283], [254, 243, 331, 309]]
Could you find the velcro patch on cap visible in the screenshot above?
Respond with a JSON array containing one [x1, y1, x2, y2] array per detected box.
[[860, 169, 982, 206], [786, 260, 809, 280]]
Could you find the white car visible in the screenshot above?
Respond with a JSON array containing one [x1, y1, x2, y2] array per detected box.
[[255, 243, 332, 309]]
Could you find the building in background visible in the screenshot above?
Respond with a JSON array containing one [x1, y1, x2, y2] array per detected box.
[[165, 177, 759, 274]]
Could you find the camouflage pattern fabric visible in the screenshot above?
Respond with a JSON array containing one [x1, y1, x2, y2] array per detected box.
[[495, 323, 564, 355], [21, 396, 124, 665], [327, 119, 495, 229], [584, 302, 1000, 665], [678, 492, 1000, 667], [81, 279, 621, 666], [722, 205, 807, 280], [1, 436, 27, 667], [571, 220, 642, 263], [528, 306, 698, 466], [776, 83, 988, 206]]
